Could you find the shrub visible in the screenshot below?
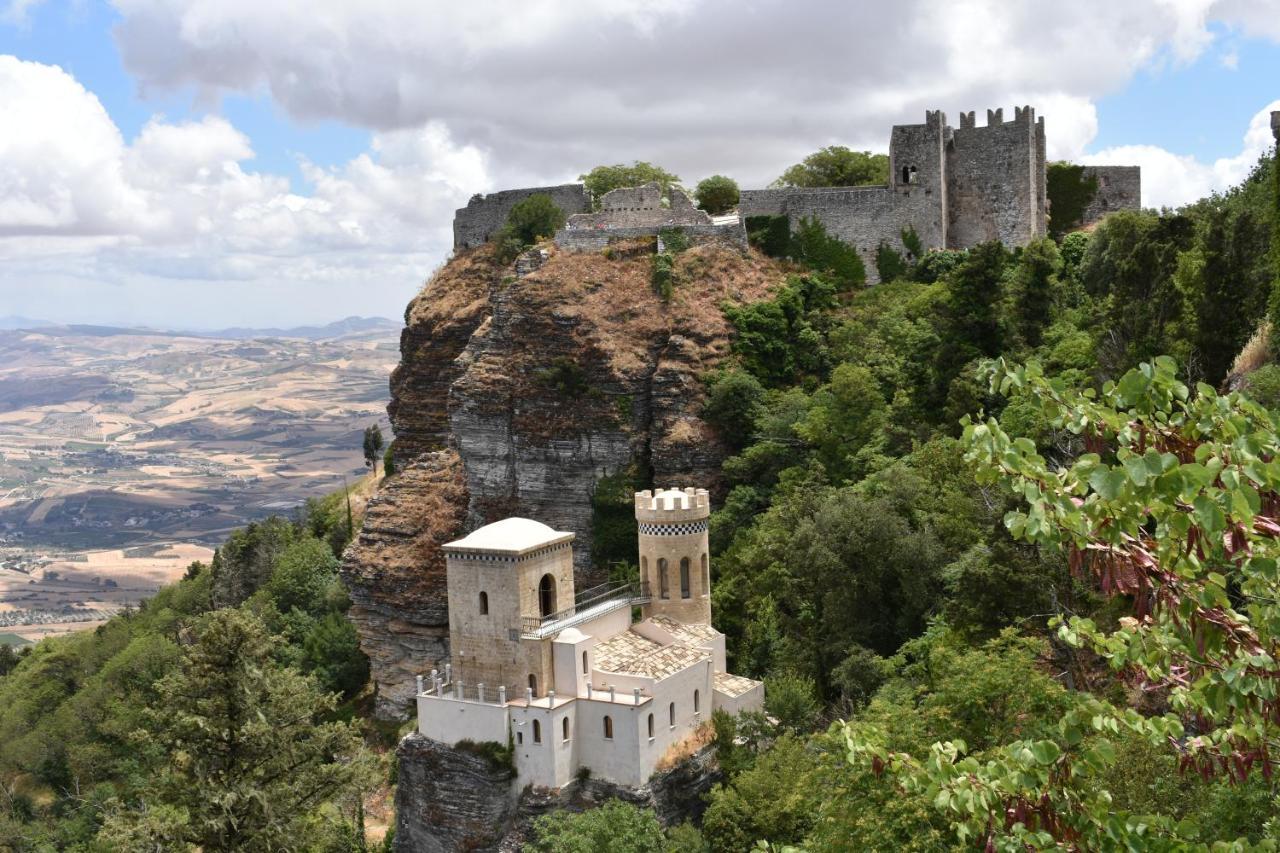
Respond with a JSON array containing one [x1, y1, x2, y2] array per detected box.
[[382, 443, 396, 477], [789, 216, 865, 291], [505, 193, 566, 245], [580, 162, 681, 208], [763, 671, 822, 734], [1046, 161, 1099, 239], [658, 227, 691, 254], [745, 215, 790, 258], [875, 241, 909, 282], [694, 175, 740, 215], [775, 146, 889, 188], [912, 248, 964, 283], [900, 225, 924, 260], [652, 252, 675, 301], [702, 369, 766, 450]]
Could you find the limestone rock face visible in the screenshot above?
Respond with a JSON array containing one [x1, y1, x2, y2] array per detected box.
[[346, 241, 783, 717], [393, 734, 515, 853]]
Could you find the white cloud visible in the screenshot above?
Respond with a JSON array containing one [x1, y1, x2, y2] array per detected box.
[[1085, 100, 1279, 208]]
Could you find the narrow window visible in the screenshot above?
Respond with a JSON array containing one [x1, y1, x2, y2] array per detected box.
[[604, 715, 614, 739], [694, 689, 700, 714], [533, 719, 542, 743], [669, 702, 676, 727], [909, 166, 918, 184], [479, 591, 488, 615], [563, 717, 570, 741], [539, 573, 557, 617], [582, 650, 589, 674], [528, 673, 538, 696], [680, 557, 691, 599], [658, 558, 669, 599], [648, 713, 654, 738], [901, 165, 910, 183], [517, 731, 523, 745], [641, 555, 648, 588], [701, 553, 709, 594]]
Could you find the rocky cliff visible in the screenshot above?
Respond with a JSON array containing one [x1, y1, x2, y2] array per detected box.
[[344, 239, 785, 718]]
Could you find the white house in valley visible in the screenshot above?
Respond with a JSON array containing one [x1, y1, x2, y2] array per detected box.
[[415, 486, 764, 789]]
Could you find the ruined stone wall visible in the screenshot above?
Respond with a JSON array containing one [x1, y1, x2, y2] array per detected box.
[[1080, 166, 1141, 225], [888, 111, 950, 250], [768, 185, 904, 284], [946, 106, 1043, 249], [556, 223, 746, 253], [454, 184, 590, 249]]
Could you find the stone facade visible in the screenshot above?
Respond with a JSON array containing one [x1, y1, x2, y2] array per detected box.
[[740, 105, 1139, 283], [454, 184, 590, 249], [554, 183, 748, 252], [1080, 166, 1141, 225], [637, 488, 712, 625]]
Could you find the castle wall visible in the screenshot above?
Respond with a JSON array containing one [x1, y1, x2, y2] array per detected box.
[[946, 107, 1043, 249], [454, 184, 590, 250], [1080, 166, 1141, 225], [554, 223, 746, 253], [888, 111, 949, 249]]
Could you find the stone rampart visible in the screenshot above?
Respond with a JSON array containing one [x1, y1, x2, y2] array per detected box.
[[454, 184, 590, 250], [1080, 166, 1141, 224]]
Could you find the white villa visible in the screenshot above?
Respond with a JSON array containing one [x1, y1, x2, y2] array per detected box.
[[415, 486, 764, 789]]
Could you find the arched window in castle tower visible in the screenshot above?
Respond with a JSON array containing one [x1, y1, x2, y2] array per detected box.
[[701, 554, 709, 595], [533, 719, 542, 743], [658, 559, 669, 599], [901, 165, 910, 183], [603, 715, 614, 739], [539, 573, 557, 617], [680, 558, 691, 599], [562, 717, 570, 741], [479, 591, 488, 615], [641, 556, 649, 589], [909, 166, 918, 184], [529, 673, 538, 696]]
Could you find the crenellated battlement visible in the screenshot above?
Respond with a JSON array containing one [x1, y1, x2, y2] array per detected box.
[[634, 487, 710, 523]]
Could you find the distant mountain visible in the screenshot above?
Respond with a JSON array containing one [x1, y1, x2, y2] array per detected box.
[[0, 315, 55, 330], [205, 316, 401, 341]]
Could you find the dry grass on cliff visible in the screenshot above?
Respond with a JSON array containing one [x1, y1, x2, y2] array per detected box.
[[654, 721, 715, 772], [407, 244, 499, 330], [518, 242, 788, 376]]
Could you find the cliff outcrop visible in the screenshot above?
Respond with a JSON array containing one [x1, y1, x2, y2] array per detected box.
[[345, 239, 785, 717]]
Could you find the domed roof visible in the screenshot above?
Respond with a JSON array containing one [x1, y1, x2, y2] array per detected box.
[[444, 517, 574, 554]]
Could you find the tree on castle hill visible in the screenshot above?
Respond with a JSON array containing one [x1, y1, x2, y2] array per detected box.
[[774, 146, 889, 188], [362, 423, 384, 477], [579, 161, 681, 208], [694, 175, 740, 215], [505, 192, 568, 245], [96, 608, 376, 851], [843, 355, 1280, 849]]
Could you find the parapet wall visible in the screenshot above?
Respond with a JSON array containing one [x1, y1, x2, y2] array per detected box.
[[454, 184, 590, 250], [1079, 166, 1141, 225]]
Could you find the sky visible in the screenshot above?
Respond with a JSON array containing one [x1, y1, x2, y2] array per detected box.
[[1, 0, 1279, 329]]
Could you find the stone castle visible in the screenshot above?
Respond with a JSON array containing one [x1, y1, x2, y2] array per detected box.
[[415, 487, 763, 790], [452, 105, 1140, 282]]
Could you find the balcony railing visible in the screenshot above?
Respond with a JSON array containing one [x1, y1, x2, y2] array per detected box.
[[520, 580, 650, 638]]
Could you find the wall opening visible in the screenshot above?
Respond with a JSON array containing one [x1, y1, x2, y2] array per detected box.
[[641, 556, 648, 587], [529, 673, 538, 696], [539, 573, 557, 617], [701, 554, 709, 594], [669, 702, 676, 727], [582, 650, 589, 674], [533, 719, 542, 743], [694, 689, 700, 714], [563, 717, 570, 741], [479, 591, 488, 615], [604, 716, 614, 739], [648, 713, 654, 738], [517, 731, 523, 745], [680, 557, 691, 599], [658, 558, 669, 599]]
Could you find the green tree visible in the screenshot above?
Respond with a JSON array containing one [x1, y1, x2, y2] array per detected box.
[[694, 175, 740, 215], [930, 241, 1008, 411], [1001, 237, 1061, 350], [762, 672, 822, 735], [846, 356, 1280, 848], [99, 609, 373, 851], [579, 162, 681, 208], [1045, 162, 1099, 239], [505, 192, 568, 245], [527, 799, 666, 853], [775, 146, 889, 188], [702, 369, 766, 451], [788, 216, 866, 291], [362, 424, 384, 477], [265, 537, 339, 616], [210, 516, 297, 608]]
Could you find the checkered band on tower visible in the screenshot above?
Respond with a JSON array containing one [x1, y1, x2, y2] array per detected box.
[[637, 520, 709, 537]]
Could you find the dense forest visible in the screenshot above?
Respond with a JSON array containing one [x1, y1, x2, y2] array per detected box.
[[2, 147, 1279, 851]]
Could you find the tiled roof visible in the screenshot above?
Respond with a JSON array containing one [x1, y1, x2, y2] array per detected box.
[[713, 672, 760, 698], [649, 615, 719, 644], [593, 629, 708, 680]]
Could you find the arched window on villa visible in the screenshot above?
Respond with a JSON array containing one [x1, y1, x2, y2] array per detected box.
[[680, 557, 690, 599], [479, 591, 488, 615], [658, 558, 669, 599], [539, 573, 557, 617], [603, 715, 614, 739], [694, 689, 700, 714], [701, 553, 709, 594], [647, 713, 654, 738], [582, 650, 589, 674], [669, 702, 676, 727], [562, 718, 570, 741], [528, 673, 538, 696], [533, 719, 542, 743]]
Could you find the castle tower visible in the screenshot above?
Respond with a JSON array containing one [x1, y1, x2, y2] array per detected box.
[[442, 517, 575, 697], [634, 487, 711, 625]]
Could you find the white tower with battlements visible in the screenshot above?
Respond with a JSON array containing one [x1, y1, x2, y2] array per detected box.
[[634, 487, 712, 625]]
